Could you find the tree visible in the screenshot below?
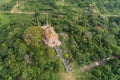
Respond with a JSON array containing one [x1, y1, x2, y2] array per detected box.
[[46, 48, 56, 58], [23, 26, 43, 47], [18, 43, 27, 56]]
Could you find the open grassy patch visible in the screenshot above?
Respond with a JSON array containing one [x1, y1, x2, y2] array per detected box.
[[59, 72, 76, 80], [55, 1, 65, 6], [0, 0, 12, 5], [0, 14, 10, 27]]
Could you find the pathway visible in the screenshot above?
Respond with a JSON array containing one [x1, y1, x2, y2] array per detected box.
[[10, 0, 26, 13], [80, 57, 111, 72], [54, 46, 71, 72]]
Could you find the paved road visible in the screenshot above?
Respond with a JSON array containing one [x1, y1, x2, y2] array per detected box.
[[54, 46, 70, 72], [80, 57, 111, 72]]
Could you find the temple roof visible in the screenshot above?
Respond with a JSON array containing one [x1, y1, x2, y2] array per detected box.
[[42, 24, 61, 47], [42, 25, 58, 40]]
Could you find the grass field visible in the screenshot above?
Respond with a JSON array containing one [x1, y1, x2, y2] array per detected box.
[[0, 14, 10, 27], [55, 1, 65, 6], [55, 1, 78, 7], [22, 0, 82, 14], [0, 0, 12, 5]]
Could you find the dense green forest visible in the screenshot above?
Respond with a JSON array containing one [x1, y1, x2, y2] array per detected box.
[[0, 0, 120, 80]]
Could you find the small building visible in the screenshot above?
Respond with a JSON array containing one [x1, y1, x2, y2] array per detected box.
[[42, 24, 61, 47]]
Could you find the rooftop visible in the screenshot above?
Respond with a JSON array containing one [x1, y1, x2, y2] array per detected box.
[[42, 24, 61, 47]]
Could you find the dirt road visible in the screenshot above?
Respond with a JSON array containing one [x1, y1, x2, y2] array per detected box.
[[80, 57, 111, 72]]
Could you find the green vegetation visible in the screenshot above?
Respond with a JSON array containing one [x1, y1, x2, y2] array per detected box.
[[0, 0, 12, 5], [95, 0, 120, 15], [0, 0, 16, 11], [0, 14, 10, 27], [0, 0, 120, 80], [23, 26, 43, 47], [0, 14, 63, 80]]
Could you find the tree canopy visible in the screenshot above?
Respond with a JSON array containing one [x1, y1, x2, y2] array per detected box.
[[23, 26, 43, 47]]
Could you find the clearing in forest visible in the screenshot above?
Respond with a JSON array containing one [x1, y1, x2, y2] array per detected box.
[[59, 72, 76, 80]]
